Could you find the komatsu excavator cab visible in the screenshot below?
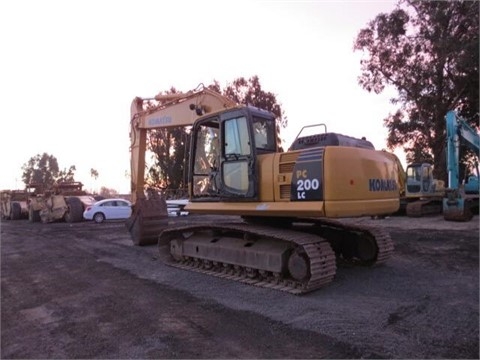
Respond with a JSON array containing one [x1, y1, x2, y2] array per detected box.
[[189, 106, 277, 201]]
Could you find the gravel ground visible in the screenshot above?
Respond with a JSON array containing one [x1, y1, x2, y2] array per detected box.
[[1, 215, 478, 359]]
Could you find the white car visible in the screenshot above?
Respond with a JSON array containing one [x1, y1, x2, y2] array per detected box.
[[166, 199, 189, 216], [83, 198, 132, 223]]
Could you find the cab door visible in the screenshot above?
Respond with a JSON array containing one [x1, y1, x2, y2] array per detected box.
[[220, 113, 257, 199], [189, 109, 258, 201]]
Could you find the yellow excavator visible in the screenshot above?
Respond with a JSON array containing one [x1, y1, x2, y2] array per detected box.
[[403, 162, 445, 216], [126, 85, 400, 294], [381, 152, 445, 217]]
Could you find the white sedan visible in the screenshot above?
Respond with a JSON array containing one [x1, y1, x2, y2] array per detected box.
[[166, 199, 189, 216], [83, 198, 132, 223]]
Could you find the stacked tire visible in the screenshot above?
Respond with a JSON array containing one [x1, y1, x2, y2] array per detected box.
[[64, 197, 84, 223]]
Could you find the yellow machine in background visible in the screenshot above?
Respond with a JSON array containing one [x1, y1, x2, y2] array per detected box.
[[126, 85, 400, 294], [27, 182, 96, 223], [0, 190, 29, 220], [381, 152, 445, 217], [404, 162, 445, 216]]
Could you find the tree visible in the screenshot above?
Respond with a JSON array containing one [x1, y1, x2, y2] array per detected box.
[[90, 168, 99, 180], [90, 168, 99, 194], [21, 153, 77, 189], [144, 87, 190, 194], [354, 0, 479, 182], [146, 76, 286, 193], [146, 125, 189, 192], [208, 75, 287, 128], [57, 166, 77, 183], [99, 186, 119, 198]]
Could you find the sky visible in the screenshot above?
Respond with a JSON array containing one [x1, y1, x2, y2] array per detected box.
[[0, 0, 403, 194]]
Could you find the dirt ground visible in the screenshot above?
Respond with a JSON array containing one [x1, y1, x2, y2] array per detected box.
[[1, 214, 479, 359]]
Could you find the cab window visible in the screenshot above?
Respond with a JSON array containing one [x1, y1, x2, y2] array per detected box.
[[224, 116, 251, 157], [252, 116, 276, 152], [192, 120, 220, 197], [223, 116, 251, 195]]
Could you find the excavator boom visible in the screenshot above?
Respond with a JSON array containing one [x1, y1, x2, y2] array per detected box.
[[443, 110, 480, 221], [130, 86, 237, 204], [127, 85, 237, 244]]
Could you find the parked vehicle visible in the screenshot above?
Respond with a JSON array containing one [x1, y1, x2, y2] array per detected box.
[[28, 182, 96, 223], [83, 198, 132, 223], [0, 189, 29, 220], [126, 85, 400, 294], [166, 199, 189, 216]]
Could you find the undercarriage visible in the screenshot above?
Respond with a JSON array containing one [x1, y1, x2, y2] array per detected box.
[[405, 198, 443, 217], [157, 217, 394, 294]]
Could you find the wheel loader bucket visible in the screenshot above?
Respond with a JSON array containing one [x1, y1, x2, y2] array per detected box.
[[126, 196, 170, 246]]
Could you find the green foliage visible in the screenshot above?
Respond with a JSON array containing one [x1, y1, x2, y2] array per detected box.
[[90, 168, 99, 180], [146, 76, 285, 192], [354, 0, 479, 182], [210, 75, 287, 128], [21, 153, 77, 189], [146, 126, 190, 190]]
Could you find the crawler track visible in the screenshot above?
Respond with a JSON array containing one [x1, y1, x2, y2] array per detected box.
[[158, 223, 337, 294], [157, 217, 394, 294], [297, 217, 395, 266], [405, 199, 442, 217]]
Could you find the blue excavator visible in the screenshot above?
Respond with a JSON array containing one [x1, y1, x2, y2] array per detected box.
[[443, 110, 479, 221]]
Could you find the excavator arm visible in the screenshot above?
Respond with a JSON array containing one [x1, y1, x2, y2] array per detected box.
[[443, 110, 480, 221], [127, 85, 237, 244], [445, 110, 480, 189], [130, 85, 237, 204]]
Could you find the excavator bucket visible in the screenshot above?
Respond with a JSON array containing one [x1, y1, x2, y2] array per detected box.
[[126, 196, 171, 246], [443, 189, 474, 221]]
